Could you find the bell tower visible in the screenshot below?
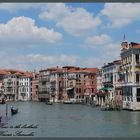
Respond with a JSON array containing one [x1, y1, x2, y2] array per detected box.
[[121, 34, 128, 51]]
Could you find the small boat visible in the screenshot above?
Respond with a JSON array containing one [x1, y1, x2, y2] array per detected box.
[[46, 102, 53, 105], [11, 107, 18, 115], [63, 100, 73, 104]]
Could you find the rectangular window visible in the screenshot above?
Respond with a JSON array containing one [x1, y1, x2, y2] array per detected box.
[[42, 81, 46, 85], [136, 54, 139, 63], [79, 88, 81, 93], [136, 74, 139, 83], [137, 88, 140, 102]]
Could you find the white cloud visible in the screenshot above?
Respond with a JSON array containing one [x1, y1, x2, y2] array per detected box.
[[0, 3, 43, 12], [101, 3, 140, 28], [85, 34, 112, 45], [103, 43, 120, 60], [82, 41, 121, 67], [0, 16, 62, 45], [26, 54, 78, 68], [0, 46, 120, 71], [39, 3, 69, 21], [0, 3, 101, 36], [26, 54, 103, 69], [39, 3, 101, 36]]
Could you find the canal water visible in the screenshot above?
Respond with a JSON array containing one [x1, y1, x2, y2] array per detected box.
[[0, 101, 140, 137]]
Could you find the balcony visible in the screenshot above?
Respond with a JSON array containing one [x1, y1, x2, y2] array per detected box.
[[7, 84, 13, 88], [39, 77, 50, 82], [134, 82, 140, 86], [135, 61, 140, 66], [5, 91, 15, 95]]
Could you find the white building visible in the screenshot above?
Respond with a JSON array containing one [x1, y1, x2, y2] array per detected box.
[[18, 76, 32, 101], [3, 70, 33, 101], [121, 41, 140, 110], [4, 74, 18, 101], [96, 60, 122, 107]]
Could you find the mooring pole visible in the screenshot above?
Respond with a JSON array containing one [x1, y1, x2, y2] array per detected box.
[[6, 103, 8, 117]]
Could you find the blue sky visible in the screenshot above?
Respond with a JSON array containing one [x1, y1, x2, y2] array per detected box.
[[0, 3, 140, 71]]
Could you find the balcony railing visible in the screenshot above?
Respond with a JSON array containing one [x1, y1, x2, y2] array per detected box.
[[135, 61, 140, 66], [39, 77, 50, 81]]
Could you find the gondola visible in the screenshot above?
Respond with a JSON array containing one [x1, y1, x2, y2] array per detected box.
[[11, 107, 18, 115]]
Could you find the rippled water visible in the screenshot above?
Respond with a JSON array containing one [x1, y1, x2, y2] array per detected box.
[[0, 101, 140, 137]]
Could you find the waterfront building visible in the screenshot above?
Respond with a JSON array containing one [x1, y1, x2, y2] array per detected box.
[[38, 66, 98, 103], [3, 70, 32, 101], [113, 60, 122, 105], [64, 67, 98, 103], [32, 72, 39, 101], [62, 66, 79, 101], [73, 71, 85, 101], [121, 40, 140, 110], [50, 67, 64, 102], [4, 73, 19, 101], [84, 69, 98, 104], [0, 80, 4, 94], [0, 70, 9, 96], [39, 67, 64, 102], [18, 74, 32, 101], [67, 76, 76, 100], [95, 60, 122, 107], [38, 69, 51, 101], [96, 69, 105, 106]]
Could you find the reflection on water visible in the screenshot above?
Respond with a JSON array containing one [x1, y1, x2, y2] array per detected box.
[[0, 102, 140, 137]]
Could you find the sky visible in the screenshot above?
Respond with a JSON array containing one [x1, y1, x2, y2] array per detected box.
[[0, 3, 140, 71]]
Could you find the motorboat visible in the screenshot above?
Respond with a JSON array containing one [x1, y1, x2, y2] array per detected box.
[[63, 100, 73, 104]]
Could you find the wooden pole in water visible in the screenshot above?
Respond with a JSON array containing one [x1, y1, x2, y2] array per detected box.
[[6, 103, 8, 117]]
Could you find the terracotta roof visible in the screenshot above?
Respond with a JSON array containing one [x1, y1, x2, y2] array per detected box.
[[68, 68, 99, 73], [0, 70, 9, 75], [0, 69, 33, 78], [40, 67, 99, 74], [40, 67, 62, 72], [131, 44, 140, 49], [14, 72, 23, 76]]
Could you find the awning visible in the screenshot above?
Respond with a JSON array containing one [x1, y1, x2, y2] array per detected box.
[[66, 87, 74, 90], [99, 87, 113, 91]]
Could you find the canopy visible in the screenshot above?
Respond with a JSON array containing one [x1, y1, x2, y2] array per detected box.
[[100, 87, 113, 91]]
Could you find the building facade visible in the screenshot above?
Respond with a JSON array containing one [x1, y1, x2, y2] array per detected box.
[[38, 66, 98, 103], [4, 74, 18, 101], [3, 70, 33, 101], [95, 60, 122, 108], [121, 41, 140, 110], [18, 76, 32, 101], [39, 69, 51, 101], [32, 72, 39, 101]]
